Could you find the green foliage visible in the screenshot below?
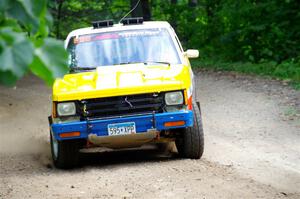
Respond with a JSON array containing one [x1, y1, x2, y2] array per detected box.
[[152, 0, 300, 88], [212, 0, 300, 63], [0, 0, 68, 86], [0, 28, 34, 81], [30, 38, 69, 85], [50, 0, 300, 66], [191, 58, 300, 89], [50, 0, 130, 39]]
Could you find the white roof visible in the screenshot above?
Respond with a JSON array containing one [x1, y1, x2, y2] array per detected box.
[[65, 21, 173, 47]]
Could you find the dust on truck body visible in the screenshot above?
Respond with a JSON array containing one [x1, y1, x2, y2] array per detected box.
[[49, 18, 204, 169]]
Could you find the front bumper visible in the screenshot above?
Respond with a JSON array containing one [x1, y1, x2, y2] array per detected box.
[[50, 111, 193, 141]]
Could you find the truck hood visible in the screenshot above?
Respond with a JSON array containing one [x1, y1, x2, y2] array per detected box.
[[53, 64, 191, 101]]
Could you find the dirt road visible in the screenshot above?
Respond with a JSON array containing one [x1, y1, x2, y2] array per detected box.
[[0, 71, 299, 199]]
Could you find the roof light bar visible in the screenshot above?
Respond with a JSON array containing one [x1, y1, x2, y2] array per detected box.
[[121, 17, 143, 25], [92, 20, 113, 29]]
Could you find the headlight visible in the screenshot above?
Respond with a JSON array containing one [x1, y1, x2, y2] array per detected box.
[[165, 91, 183, 105], [57, 102, 76, 116]]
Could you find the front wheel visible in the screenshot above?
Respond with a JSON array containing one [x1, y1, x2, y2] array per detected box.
[[50, 130, 84, 169], [175, 102, 204, 159]]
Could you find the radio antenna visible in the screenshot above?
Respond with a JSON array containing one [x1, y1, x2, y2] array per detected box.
[[119, 0, 141, 23]]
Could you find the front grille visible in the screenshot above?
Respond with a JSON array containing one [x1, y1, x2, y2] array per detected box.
[[79, 93, 164, 119]]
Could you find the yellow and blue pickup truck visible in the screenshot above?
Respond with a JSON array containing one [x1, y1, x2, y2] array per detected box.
[[49, 18, 204, 169]]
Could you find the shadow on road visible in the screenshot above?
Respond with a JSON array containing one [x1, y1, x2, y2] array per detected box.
[[79, 145, 178, 168], [0, 142, 179, 175]]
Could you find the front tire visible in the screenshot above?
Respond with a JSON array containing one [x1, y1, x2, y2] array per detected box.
[[176, 102, 204, 159], [50, 130, 83, 169]]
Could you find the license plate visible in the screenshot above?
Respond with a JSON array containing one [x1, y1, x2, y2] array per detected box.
[[108, 122, 136, 136]]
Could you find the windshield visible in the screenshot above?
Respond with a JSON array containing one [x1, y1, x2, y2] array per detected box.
[[67, 28, 181, 69]]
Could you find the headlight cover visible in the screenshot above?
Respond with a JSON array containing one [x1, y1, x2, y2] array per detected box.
[[165, 91, 184, 105], [57, 102, 76, 116]]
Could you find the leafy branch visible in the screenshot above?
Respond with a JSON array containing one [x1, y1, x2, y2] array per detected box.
[[0, 0, 68, 86]]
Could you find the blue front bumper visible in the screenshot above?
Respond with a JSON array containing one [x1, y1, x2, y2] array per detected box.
[[50, 111, 193, 141]]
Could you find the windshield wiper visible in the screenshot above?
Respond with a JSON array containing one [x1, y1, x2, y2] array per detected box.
[[117, 61, 170, 66], [145, 61, 171, 66], [70, 67, 97, 72], [117, 62, 145, 65]]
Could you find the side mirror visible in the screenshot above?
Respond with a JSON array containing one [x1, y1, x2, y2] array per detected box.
[[184, 49, 199, 58]]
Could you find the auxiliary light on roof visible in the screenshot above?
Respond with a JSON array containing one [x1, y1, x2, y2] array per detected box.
[[92, 20, 113, 29], [92, 17, 144, 29], [121, 17, 144, 25]]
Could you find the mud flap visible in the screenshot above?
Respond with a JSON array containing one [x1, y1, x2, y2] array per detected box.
[[196, 101, 200, 110], [48, 116, 52, 125]]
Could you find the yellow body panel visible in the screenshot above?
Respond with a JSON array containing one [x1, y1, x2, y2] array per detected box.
[[53, 63, 192, 102]]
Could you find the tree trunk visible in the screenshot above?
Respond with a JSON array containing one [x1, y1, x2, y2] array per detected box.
[[189, 0, 197, 7], [206, 0, 220, 21], [205, 0, 221, 43], [188, 0, 198, 22], [130, 0, 151, 21], [170, 0, 177, 30], [56, 0, 64, 39], [141, 0, 151, 21]]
